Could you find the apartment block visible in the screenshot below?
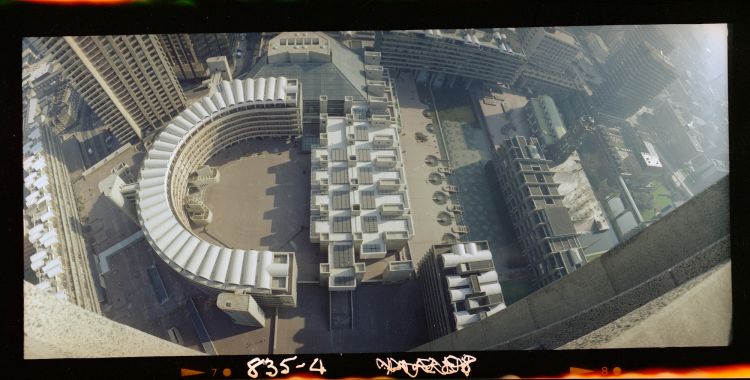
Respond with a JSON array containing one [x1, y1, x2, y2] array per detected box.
[[517, 27, 582, 74], [310, 66, 414, 291], [493, 136, 586, 288], [23, 96, 101, 314], [418, 241, 506, 341], [375, 29, 526, 85], [159, 33, 237, 81], [34, 35, 187, 143], [595, 40, 677, 120]]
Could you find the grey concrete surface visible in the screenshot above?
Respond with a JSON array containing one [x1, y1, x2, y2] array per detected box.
[[24, 281, 203, 358], [196, 140, 320, 281], [525, 258, 617, 328], [412, 176, 730, 351], [562, 261, 732, 349], [601, 262, 731, 348], [599, 177, 729, 293], [276, 282, 429, 354], [394, 74, 454, 263]]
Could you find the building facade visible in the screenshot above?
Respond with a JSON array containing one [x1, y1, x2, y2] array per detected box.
[[606, 25, 674, 66], [310, 63, 414, 291], [418, 241, 506, 341], [33, 35, 187, 143], [594, 40, 677, 120], [136, 76, 301, 313], [493, 136, 586, 288], [158, 33, 237, 81], [23, 96, 101, 314], [512, 64, 584, 101], [517, 27, 582, 74], [375, 29, 526, 86]]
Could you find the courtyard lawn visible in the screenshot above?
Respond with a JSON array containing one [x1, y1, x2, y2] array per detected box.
[[640, 180, 674, 221], [432, 88, 476, 123]]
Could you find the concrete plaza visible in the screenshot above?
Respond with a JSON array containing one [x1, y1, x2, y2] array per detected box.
[[275, 282, 429, 354], [197, 139, 320, 282], [477, 90, 532, 149], [394, 73, 455, 264]]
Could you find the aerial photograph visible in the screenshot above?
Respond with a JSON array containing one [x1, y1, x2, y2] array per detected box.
[[22, 26, 730, 358]]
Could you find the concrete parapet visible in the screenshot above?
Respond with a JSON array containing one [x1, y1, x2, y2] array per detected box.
[[412, 176, 729, 351], [24, 281, 203, 358]]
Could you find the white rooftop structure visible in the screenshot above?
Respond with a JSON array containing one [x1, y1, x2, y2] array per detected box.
[[268, 31, 332, 64], [641, 141, 663, 168], [136, 77, 300, 305], [310, 64, 414, 290], [434, 242, 506, 331]]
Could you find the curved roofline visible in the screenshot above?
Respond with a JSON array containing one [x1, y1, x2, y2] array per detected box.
[[136, 76, 298, 293]]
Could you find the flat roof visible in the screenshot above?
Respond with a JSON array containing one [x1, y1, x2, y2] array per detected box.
[[248, 32, 367, 101], [616, 211, 639, 235], [529, 95, 566, 144], [546, 27, 578, 47], [332, 244, 354, 268], [543, 206, 577, 237]]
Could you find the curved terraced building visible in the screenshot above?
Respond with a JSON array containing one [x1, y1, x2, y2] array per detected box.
[[136, 76, 302, 311]]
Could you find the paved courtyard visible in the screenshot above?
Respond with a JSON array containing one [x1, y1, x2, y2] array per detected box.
[[394, 73, 454, 264], [196, 139, 320, 282], [431, 86, 535, 304], [73, 145, 143, 258], [431, 87, 524, 271], [478, 90, 531, 148], [275, 282, 429, 354]]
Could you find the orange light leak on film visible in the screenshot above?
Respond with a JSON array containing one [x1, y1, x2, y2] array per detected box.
[[544, 364, 750, 379], [282, 377, 396, 380], [15, 0, 142, 5]]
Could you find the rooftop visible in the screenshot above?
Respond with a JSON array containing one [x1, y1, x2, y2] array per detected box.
[[528, 95, 567, 144], [543, 27, 579, 47], [543, 206, 577, 237], [248, 32, 366, 101], [394, 29, 525, 56]]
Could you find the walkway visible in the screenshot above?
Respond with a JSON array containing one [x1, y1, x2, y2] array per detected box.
[[429, 86, 523, 271], [96, 230, 144, 274], [429, 84, 534, 304], [393, 73, 454, 264]]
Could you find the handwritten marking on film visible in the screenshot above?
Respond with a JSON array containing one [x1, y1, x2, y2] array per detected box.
[[376, 355, 477, 378]]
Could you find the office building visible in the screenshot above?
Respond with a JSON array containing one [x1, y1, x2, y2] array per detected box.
[[687, 156, 729, 193], [418, 241, 506, 340], [375, 29, 526, 86], [158, 33, 237, 81], [23, 95, 101, 314], [136, 76, 301, 319], [517, 27, 581, 74], [493, 136, 586, 288], [647, 100, 704, 165], [524, 95, 568, 147], [593, 124, 635, 180], [607, 25, 674, 66], [583, 32, 610, 64], [634, 141, 664, 178], [33, 35, 187, 142], [595, 40, 677, 120]]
